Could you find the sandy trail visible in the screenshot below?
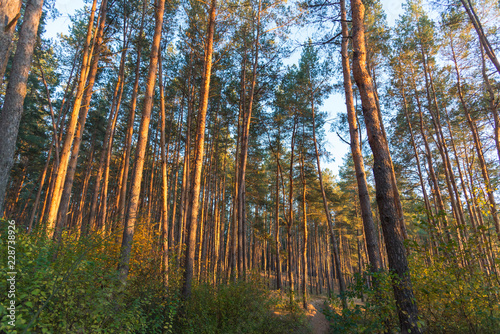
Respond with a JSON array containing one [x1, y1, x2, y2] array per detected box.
[[306, 297, 330, 334]]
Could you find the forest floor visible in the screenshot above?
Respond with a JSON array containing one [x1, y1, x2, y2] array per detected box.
[[306, 296, 330, 334]]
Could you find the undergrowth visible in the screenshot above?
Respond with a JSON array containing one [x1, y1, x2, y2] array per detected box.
[[323, 236, 500, 333], [0, 220, 308, 333]]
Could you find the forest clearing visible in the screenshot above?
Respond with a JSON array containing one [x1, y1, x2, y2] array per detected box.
[[1, 0, 500, 332]]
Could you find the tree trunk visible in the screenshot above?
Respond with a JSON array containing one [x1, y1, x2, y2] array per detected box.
[[75, 134, 96, 237], [479, 44, 500, 163], [28, 142, 53, 233], [181, 0, 216, 299], [0, 0, 44, 216], [408, 69, 450, 245], [460, 0, 500, 75], [118, 0, 166, 283], [159, 54, 170, 286], [300, 153, 308, 309], [238, 0, 261, 282], [55, 6, 109, 239], [275, 149, 282, 290], [117, 0, 147, 231], [99, 27, 128, 234], [38, 64, 60, 165], [351, 0, 421, 331], [398, 79, 436, 255], [450, 34, 500, 242], [340, 0, 381, 272], [311, 81, 346, 307], [44, 0, 99, 235], [0, 0, 22, 88], [178, 74, 194, 265], [235, 52, 245, 278], [87, 70, 124, 234]]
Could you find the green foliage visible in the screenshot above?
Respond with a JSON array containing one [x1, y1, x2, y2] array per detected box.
[[175, 280, 310, 334], [0, 221, 309, 334], [0, 221, 177, 333], [409, 240, 500, 333], [323, 271, 400, 334], [323, 238, 500, 333]]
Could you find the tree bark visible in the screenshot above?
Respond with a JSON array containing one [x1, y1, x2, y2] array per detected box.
[[44, 0, 99, 235], [27, 142, 53, 233], [300, 153, 308, 309], [0, 0, 44, 216], [351, 0, 421, 332], [275, 147, 282, 290], [159, 54, 170, 286], [117, 0, 147, 230], [286, 118, 297, 301], [311, 81, 346, 307], [55, 4, 109, 239], [181, 0, 217, 299], [75, 134, 96, 237], [460, 0, 500, 75], [0, 0, 22, 88], [238, 0, 262, 282], [118, 0, 166, 283], [340, 0, 381, 272]]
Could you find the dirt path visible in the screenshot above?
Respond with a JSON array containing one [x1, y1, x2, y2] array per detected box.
[[306, 297, 330, 334]]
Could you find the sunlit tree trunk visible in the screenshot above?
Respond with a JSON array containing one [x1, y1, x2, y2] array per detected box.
[[449, 35, 500, 242], [118, 0, 166, 283], [0, 0, 22, 88], [28, 142, 53, 233], [300, 153, 308, 309], [99, 31, 128, 234], [0, 0, 44, 216], [275, 147, 282, 290], [286, 118, 297, 301], [117, 0, 147, 231], [238, 0, 261, 282], [169, 103, 184, 251], [158, 54, 170, 286], [45, 0, 99, 235], [351, 0, 421, 331], [182, 0, 217, 299], [311, 81, 346, 307], [178, 73, 194, 265], [57, 6, 109, 239], [460, 0, 500, 75], [340, 0, 381, 272]]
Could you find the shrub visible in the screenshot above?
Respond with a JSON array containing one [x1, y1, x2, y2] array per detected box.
[[175, 279, 310, 334], [410, 240, 500, 333], [0, 220, 178, 333], [323, 237, 500, 334], [323, 271, 400, 333]]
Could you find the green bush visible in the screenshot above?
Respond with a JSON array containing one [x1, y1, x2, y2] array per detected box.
[[0, 221, 308, 334], [323, 237, 500, 334], [410, 240, 500, 333], [323, 271, 400, 334], [175, 280, 310, 334], [0, 221, 178, 333]]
